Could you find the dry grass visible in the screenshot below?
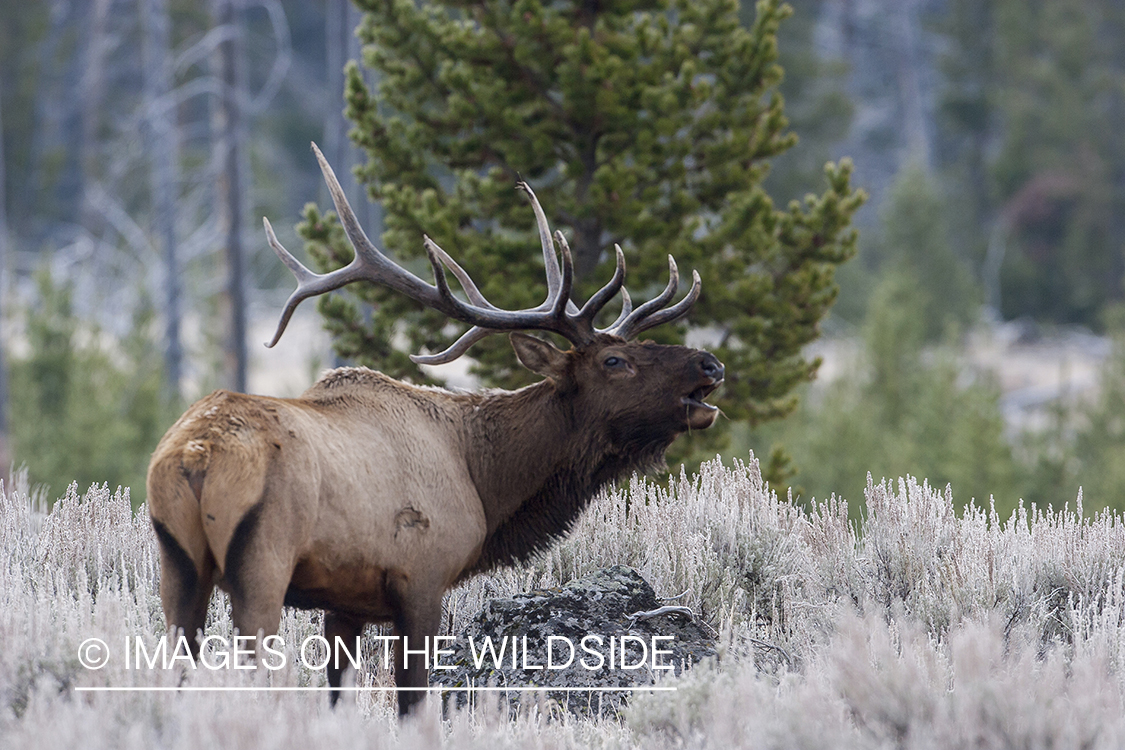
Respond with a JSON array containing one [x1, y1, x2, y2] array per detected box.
[[2, 456, 1124, 748]]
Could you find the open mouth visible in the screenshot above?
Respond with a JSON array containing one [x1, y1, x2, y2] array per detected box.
[[682, 380, 722, 411]]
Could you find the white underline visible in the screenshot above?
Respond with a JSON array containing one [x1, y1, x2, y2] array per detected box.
[[74, 685, 677, 693]]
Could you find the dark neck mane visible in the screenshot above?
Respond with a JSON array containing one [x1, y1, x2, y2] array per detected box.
[[464, 384, 674, 573]]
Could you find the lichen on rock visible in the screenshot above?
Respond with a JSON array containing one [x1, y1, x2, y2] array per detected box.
[[432, 565, 716, 717]]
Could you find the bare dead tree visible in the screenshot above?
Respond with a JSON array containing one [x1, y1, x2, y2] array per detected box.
[[142, 0, 183, 402], [211, 0, 248, 393], [0, 86, 10, 481], [323, 0, 347, 177], [80, 0, 113, 236], [323, 0, 373, 238], [894, 0, 933, 168]]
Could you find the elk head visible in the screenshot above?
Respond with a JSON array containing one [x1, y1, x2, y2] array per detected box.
[[263, 143, 722, 432], [511, 332, 723, 435]]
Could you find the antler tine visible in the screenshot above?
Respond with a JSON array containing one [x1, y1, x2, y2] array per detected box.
[[264, 217, 315, 285], [263, 216, 393, 347], [263, 143, 454, 347], [410, 325, 493, 365], [613, 255, 680, 330], [264, 217, 322, 347], [552, 230, 575, 319], [421, 236, 498, 310], [612, 268, 701, 340], [578, 244, 626, 326], [313, 143, 384, 269], [600, 286, 633, 333], [312, 143, 449, 309], [421, 234, 580, 333], [605, 256, 701, 340], [518, 181, 562, 300], [421, 235, 486, 323]]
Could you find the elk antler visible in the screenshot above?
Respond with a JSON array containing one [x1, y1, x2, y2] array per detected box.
[[263, 143, 701, 363]]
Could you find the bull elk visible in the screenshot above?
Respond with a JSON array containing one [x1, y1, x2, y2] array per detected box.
[[147, 144, 723, 715]]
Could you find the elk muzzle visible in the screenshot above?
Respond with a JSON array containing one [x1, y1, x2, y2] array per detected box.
[[683, 352, 724, 429]]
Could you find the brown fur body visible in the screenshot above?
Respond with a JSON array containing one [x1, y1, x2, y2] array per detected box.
[[148, 334, 721, 713]]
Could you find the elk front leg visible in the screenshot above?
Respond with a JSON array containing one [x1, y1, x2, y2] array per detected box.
[[389, 575, 443, 717], [324, 611, 365, 707]]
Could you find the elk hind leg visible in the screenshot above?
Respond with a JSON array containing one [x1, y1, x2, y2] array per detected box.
[[153, 520, 215, 657], [223, 503, 290, 662]]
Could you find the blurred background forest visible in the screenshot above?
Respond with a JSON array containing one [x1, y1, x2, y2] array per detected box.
[[3, 0, 1125, 519]]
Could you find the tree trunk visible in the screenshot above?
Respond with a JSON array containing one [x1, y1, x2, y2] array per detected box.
[[80, 0, 112, 235], [325, 0, 375, 233], [324, 0, 347, 181], [142, 0, 183, 402], [212, 0, 248, 393], [0, 85, 10, 482], [894, 0, 932, 169]]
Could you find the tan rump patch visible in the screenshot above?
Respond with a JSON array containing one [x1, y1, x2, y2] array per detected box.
[[180, 440, 212, 502]]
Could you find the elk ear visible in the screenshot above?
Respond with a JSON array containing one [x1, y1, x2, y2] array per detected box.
[[510, 333, 568, 380]]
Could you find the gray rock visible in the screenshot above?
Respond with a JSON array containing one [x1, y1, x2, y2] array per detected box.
[[432, 565, 716, 717]]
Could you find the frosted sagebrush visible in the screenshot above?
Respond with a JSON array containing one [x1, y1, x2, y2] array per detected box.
[[3, 457, 1125, 748]]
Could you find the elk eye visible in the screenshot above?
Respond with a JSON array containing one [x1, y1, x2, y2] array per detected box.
[[604, 356, 623, 368]]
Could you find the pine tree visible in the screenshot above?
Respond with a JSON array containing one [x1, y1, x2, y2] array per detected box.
[[299, 0, 863, 436]]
